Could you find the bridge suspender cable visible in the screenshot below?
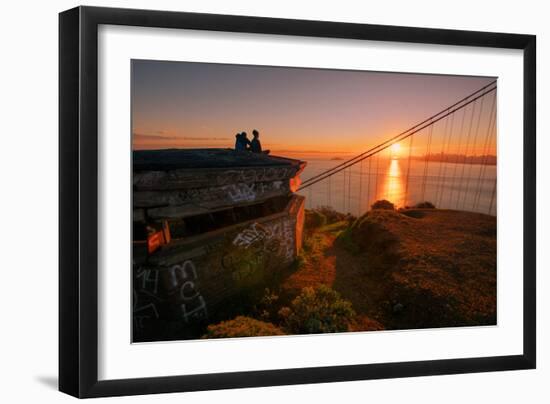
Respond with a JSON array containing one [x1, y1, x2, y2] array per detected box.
[[297, 84, 497, 192], [472, 91, 497, 210], [298, 80, 497, 191]]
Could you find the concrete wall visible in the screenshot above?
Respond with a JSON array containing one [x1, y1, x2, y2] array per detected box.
[[133, 195, 305, 341], [133, 165, 301, 221]]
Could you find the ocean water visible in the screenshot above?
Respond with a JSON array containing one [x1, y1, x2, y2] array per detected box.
[[296, 157, 497, 216]]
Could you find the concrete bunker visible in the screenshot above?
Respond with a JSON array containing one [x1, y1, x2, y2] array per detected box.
[[132, 149, 306, 341]]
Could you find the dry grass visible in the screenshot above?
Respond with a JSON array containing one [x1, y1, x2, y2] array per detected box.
[[353, 209, 496, 328], [281, 208, 496, 331]]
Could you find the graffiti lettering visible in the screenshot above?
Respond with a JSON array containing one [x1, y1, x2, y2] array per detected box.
[[169, 260, 208, 323], [136, 268, 159, 295], [217, 167, 295, 186], [233, 222, 270, 248], [181, 296, 208, 323], [223, 183, 256, 203], [132, 300, 159, 330], [232, 218, 294, 261]]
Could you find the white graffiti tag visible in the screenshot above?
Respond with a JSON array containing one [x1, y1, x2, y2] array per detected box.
[[223, 183, 256, 203], [232, 222, 270, 248], [232, 219, 294, 261], [169, 260, 208, 323]]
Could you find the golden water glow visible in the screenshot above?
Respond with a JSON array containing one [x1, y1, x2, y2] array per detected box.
[[380, 159, 404, 204]]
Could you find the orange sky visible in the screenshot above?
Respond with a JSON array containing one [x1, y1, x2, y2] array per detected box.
[[132, 60, 496, 158]]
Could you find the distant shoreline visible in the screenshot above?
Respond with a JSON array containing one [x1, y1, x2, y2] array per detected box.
[[411, 154, 496, 166]]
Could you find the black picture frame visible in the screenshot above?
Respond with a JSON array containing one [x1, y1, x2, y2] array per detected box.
[[59, 5, 536, 398]]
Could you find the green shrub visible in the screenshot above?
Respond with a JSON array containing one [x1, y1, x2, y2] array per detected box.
[[371, 199, 395, 210], [414, 201, 435, 209], [279, 285, 356, 334], [203, 316, 284, 338]]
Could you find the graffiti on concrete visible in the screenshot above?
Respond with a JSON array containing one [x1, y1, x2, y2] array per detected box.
[[133, 265, 162, 330], [221, 218, 295, 283], [133, 259, 208, 331], [133, 300, 160, 330], [232, 219, 294, 261], [167, 260, 208, 323], [134, 166, 297, 191], [232, 222, 270, 248], [217, 167, 296, 186], [136, 267, 159, 295], [223, 183, 256, 203], [134, 181, 290, 209]]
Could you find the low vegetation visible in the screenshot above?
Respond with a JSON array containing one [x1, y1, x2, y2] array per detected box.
[[304, 209, 327, 230], [206, 285, 356, 337], [203, 316, 284, 338], [202, 201, 496, 339], [279, 285, 356, 334], [347, 207, 496, 328], [293, 203, 496, 331], [414, 201, 436, 209], [371, 199, 395, 210], [315, 206, 356, 224]]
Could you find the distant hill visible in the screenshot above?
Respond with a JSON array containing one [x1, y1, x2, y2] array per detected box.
[[412, 153, 496, 165]]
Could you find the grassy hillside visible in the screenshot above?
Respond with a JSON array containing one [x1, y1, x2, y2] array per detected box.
[[281, 206, 496, 331], [204, 204, 496, 336]]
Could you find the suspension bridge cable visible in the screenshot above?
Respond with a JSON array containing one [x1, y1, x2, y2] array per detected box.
[[366, 156, 372, 214], [342, 169, 346, 212], [437, 111, 456, 207], [347, 166, 352, 213], [386, 148, 393, 200], [327, 175, 331, 206], [359, 159, 364, 214], [472, 91, 497, 210], [455, 98, 478, 208], [299, 80, 497, 188], [461, 94, 486, 209], [374, 152, 380, 202], [420, 125, 434, 202], [403, 135, 414, 207], [434, 110, 451, 205], [298, 85, 496, 192], [474, 121, 496, 211], [488, 178, 497, 215], [448, 104, 468, 205]]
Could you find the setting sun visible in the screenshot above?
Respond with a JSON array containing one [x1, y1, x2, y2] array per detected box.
[[390, 142, 402, 157]]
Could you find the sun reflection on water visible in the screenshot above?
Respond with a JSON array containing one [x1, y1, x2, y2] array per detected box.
[[379, 158, 404, 205]]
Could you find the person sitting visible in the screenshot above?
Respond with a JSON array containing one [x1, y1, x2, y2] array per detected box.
[[234, 132, 243, 151], [235, 131, 251, 151], [241, 131, 251, 150], [250, 129, 269, 154]]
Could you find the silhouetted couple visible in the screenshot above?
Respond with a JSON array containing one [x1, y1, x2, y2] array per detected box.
[[235, 130, 269, 154]]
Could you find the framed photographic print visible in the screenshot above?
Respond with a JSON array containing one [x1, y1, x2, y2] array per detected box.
[[59, 6, 536, 398]]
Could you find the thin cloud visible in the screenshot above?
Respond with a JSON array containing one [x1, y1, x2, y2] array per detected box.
[[272, 149, 355, 154], [182, 137, 229, 141], [133, 133, 179, 141], [133, 133, 230, 142]]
